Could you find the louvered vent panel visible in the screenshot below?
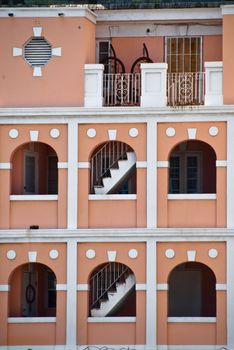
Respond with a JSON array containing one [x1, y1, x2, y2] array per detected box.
[[24, 37, 52, 67]]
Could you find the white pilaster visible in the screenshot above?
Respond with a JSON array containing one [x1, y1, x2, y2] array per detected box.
[[84, 64, 104, 108], [141, 63, 167, 107], [204, 61, 223, 106], [67, 121, 78, 229], [227, 120, 234, 227], [146, 239, 157, 347], [147, 120, 157, 228], [227, 238, 234, 349], [66, 241, 77, 349]]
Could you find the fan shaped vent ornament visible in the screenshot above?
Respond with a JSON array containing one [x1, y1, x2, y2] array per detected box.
[[13, 26, 62, 77]]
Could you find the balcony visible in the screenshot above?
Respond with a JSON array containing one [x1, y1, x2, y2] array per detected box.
[[84, 62, 223, 108]]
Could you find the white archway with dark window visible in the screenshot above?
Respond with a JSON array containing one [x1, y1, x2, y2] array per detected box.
[[168, 262, 216, 317], [9, 263, 57, 318], [169, 140, 216, 194], [11, 142, 58, 195]]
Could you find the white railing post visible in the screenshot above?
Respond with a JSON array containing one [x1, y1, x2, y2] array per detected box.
[[84, 64, 104, 108], [204, 61, 223, 106], [141, 63, 168, 107]]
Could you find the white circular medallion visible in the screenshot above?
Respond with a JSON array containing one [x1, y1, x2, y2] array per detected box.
[[49, 249, 59, 259], [9, 129, 19, 139], [7, 250, 16, 260], [165, 249, 175, 259], [86, 249, 96, 259], [128, 249, 138, 259], [166, 127, 176, 137], [208, 248, 218, 259], [209, 126, 219, 137], [129, 128, 139, 138], [87, 128, 96, 138], [50, 128, 60, 139]]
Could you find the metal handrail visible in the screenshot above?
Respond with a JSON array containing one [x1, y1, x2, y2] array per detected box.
[[103, 73, 141, 106], [90, 262, 130, 309], [167, 72, 205, 106], [90, 141, 132, 192]]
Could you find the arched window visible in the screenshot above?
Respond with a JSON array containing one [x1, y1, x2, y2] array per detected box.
[[9, 263, 56, 317], [90, 141, 136, 195], [168, 262, 216, 317], [169, 140, 216, 194], [11, 142, 58, 195], [89, 262, 136, 317]]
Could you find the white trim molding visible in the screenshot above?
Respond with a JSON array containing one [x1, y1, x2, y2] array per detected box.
[[168, 317, 216, 323], [10, 195, 58, 201], [87, 317, 136, 323], [56, 284, 67, 291], [227, 238, 234, 349], [88, 194, 137, 201], [67, 121, 78, 229], [216, 160, 227, 167], [77, 162, 90, 169], [136, 161, 147, 168], [8, 317, 56, 323], [147, 121, 157, 228], [0, 284, 10, 292], [0, 162, 12, 169], [57, 162, 68, 169], [157, 283, 168, 291], [157, 161, 169, 168], [216, 284, 227, 291], [168, 193, 216, 200], [77, 284, 89, 291], [136, 284, 147, 291], [227, 120, 234, 228]]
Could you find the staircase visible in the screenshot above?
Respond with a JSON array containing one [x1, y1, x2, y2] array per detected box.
[[91, 141, 136, 195], [90, 262, 135, 317]]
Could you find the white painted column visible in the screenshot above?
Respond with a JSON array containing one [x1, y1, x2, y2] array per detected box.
[[147, 120, 157, 228], [146, 239, 157, 348], [66, 240, 77, 349], [204, 61, 223, 106], [227, 238, 234, 348], [141, 63, 167, 107], [227, 120, 234, 227], [84, 64, 104, 107], [67, 120, 78, 229]]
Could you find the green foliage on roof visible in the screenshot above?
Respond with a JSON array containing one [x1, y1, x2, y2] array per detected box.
[[2, 0, 234, 8]]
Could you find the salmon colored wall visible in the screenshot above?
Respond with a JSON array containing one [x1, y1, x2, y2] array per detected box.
[[78, 123, 147, 228], [157, 242, 226, 283], [78, 242, 146, 283], [7, 323, 56, 345], [0, 17, 95, 107], [157, 122, 226, 228], [167, 323, 216, 345], [203, 35, 222, 63], [0, 243, 66, 284], [0, 124, 67, 229], [78, 123, 146, 162], [157, 242, 226, 346], [88, 200, 136, 228], [112, 37, 164, 72], [87, 323, 136, 344], [10, 201, 58, 228], [223, 15, 234, 104], [168, 200, 216, 227]]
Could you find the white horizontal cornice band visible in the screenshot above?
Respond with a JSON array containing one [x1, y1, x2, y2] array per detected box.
[[0, 163, 12, 169]]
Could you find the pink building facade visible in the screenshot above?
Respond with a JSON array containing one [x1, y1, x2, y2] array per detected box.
[[0, 4, 234, 349]]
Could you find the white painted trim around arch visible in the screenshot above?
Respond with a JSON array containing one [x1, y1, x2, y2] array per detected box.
[[88, 194, 137, 200], [8, 317, 56, 323], [10, 195, 58, 201], [0, 284, 10, 291], [167, 317, 216, 323], [87, 317, 136, 323], [0, 162, 12, 169], [168, 194, 216, 200]]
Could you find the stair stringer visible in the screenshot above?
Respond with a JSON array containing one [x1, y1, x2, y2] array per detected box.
[[90, 273, 135, 317], [94, 152, 136, 195]]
